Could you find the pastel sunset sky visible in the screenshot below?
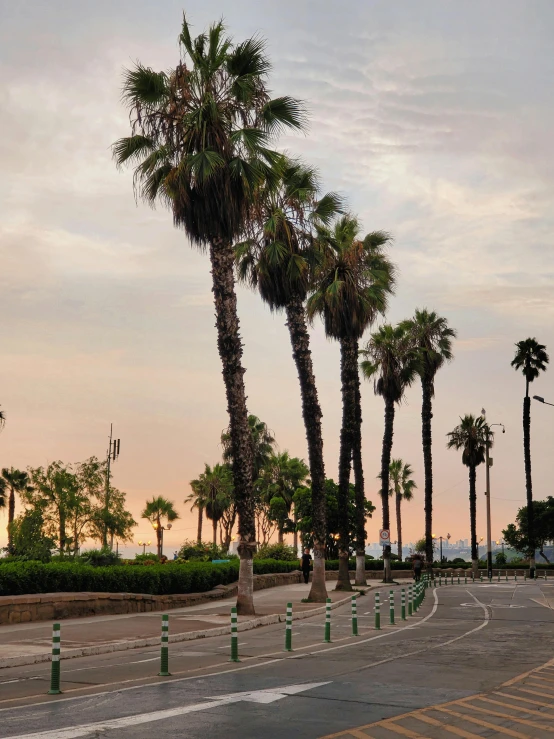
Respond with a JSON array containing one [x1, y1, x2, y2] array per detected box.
[[2, 0, 554, 555]]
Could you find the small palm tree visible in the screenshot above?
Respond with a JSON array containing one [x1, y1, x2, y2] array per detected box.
[[388, 459, 417, 561], [257, 452, 309, 544], [511, 338, 549, 578], [1, 468, 33, 554], [186, 480, 206, 544], [113, 16, 304, 615], [235, 162, 341, 601], [446, 415, 489, 574], [308, 215, 395, 589], [141, 496, 180, 559], [400, 309, 456, 568], [361, 324, 416, 582]]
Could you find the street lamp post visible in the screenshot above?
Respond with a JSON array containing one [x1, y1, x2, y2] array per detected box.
[[152, 522, 172, 559], [481, 410, 505, 581], [432, 533, 450, 564], [531, 395, 554, 578], [138, 540, 151, 555]]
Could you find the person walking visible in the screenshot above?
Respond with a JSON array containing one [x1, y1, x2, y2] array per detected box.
[[301, 548, 313, 584], [412, 554, 422, 582]]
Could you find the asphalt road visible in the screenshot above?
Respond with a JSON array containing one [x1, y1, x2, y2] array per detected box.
[[1, 581, 553, 738]]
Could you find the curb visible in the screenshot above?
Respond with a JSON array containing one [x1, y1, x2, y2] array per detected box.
[[0, 594, 357, 670]]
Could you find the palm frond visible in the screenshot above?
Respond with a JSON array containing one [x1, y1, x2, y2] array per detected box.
[[262, 96, 308, 134], [112, 135, 155, 168], [121, 64, 168, 107]]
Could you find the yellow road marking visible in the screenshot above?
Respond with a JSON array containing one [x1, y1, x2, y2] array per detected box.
[[495, 690, 554, 709], [457, 701, 554, 732], [483, 694, 554, 716], [380, 721, 426, 738], [529, 674, 554, 684], [414, 712, 483, 738], [433, 706, 531, 738], [514, 686, 554, 700]]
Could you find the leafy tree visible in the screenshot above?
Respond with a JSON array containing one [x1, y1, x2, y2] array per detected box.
[[235, 162, 341, 602], [503, 498, 554, 562], [414, 538, 426, 555], [222, 414, 276, 482], [254, 543, 298, 561], [511, 338, 549, 578], [141, 496, 180, 559], [388, 459, 417, 561], [495, 552, 507, 566], [8, 508, 55, 562], [294, 479, 375, 559], [113, 16, 304, 616], [400, 310, 456, 569], [447, 415, 489, 573], [308, 216, 395, 589], [0, 468, 33, 554], [361, 324, 416, 582]]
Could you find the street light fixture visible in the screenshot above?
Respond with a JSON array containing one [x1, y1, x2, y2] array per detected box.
[[432, 533, 451, 563], [481, 409, 505, 581], [137, 540, 151, 555], [533, 395, 554, 407], [151, 522, 172, 558]]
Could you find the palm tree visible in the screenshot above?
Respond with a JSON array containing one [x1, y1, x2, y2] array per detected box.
[[308, 215, 395, 588], [446, 415, 488, 574], [257, 452, 309, 543], [221, 414, 275, 482], [388, 459, 417, 561], [189, 464, 233, 547], [1, 468, 33, 554], [400, 310, 456, 569], [141, 496, 180, 559], [113, 17, 305, 616], [186, 479, 206, 544], [235, 162, 341, 601], [361, 324, 416, 582], [511, 338, 549, 579]]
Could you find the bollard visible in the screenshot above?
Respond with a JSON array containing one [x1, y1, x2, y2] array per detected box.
[[464, 572, 467, 585], [480, 573, 483, 582], [389, 590, 395, 624], [414, 584, 419, 612], [472, 572, 475, 583], [285, 602, 293, 651], [375, 592, 381, 630], [230, 607, 240, 662], [408, 585, 413, 616], [524, 572, 527, 582], [158, 614, 171, 676], [48, 623, 62, 695], [401, 588, 406, 621], [458, 573, 460, 585], [451, 573, 454, 586], [324, 598, 332, 643], [497, 571, 500, 582], [515, 572, 517, 582], [351, 596, 358, 636], [505, 571, 508, 582], [545, 571, 548, 581]]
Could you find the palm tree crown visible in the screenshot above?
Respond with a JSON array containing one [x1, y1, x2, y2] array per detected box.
[[113, 17, 305, 246], [400, 309, 456, 389], [141, 496, 180, 527], [307, 216, 395, 340], [511, 338, 549, 395], [361, 324, 416, 402], [221, 414, 275, 481], [389, 460, 417, 502], [446, 414, 489, 467]]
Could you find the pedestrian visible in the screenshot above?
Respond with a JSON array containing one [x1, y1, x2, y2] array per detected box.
[[301, 548, 312, 584], [412, 555, 422, 583]]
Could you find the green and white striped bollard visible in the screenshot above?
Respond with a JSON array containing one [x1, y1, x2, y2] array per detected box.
[[408, 585, 413, 616], [458, 573, 460, 585], [472, 572, 475, 583], [401, 588, 406, 621], [438, 573, 442, 587], [285, 602, 293, 651], [414, 584, 418, 612], [48, 623, 61, 695], [480, 572, 483, 582], [524, 571, 527, 581], [464, 572, 467, 585], [230, 607, 240, 662], [324, 598, 332, 643], [497, 570, 500, 582], [375, 592, 381, 630], [351, 596, 358, 636], [158, 614, 171, 676], [451, 573, 454, 585], [515, 572, 517, 582], [505, 571, 508, 582], [545, 571, 548, 581], [389, 590, 395, 624]]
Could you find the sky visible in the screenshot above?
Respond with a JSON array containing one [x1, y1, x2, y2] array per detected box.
[[1, 0, 554, 556]]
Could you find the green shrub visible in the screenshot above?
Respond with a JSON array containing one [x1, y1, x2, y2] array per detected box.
[[0, 558, 299, 596], [79, 548, 122, 567], [133, 553, 160, 563], [254, 543, 298, 561], [177, 540, 229, 562]]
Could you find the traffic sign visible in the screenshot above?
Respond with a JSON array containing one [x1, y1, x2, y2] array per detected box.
[[379, 529, 390, 547]]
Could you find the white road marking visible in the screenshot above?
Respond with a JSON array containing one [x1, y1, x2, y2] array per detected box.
[[7, 682, 330, 739], [216, 643, 246, 648]]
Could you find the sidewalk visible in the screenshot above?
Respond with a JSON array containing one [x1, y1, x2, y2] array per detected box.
[[0, 583, 362, 668]]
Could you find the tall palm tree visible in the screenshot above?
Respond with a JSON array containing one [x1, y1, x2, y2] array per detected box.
[[141, 496, 180, 559], [400, 309, 456, 569], [511, 338, 549, 579], [388, 459, 417, 561], [361, 324, 416, 582], [113, 17, 305, 615], [235, 162, 341, 601], [308, 215, 395, 588], [446, 415, 489, 574], [186, 479, 206, 544], [1, 468, 33, 554]]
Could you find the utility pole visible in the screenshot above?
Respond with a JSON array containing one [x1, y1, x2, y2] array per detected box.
[[104, 424, 121, 550]]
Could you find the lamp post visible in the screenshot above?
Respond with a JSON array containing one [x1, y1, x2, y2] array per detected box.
[[481, 410, 505, 581], [531, 395, 553, 577], [432, 533, 450, 564], [152, 522, 172, 559], [138, 540, 151, 555]]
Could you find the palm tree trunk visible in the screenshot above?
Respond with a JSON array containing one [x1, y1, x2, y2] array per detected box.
[[523, 395, 536, 578], [396, 494, 402, 561], [380, 397, 395, 583], [469, 464, 478, 575], [285, 296, 327, 602], [352, 344, 366, 586], [157, 528, 162, 560], [7, 487, 15, 554], [335, 337, 357, 591], [293, 507, 298, 554], [278, 528, 284, 545], [209, 240, 255, 615], [197, 507, 203, 545], [212, 518, 217, 547], [422, 377, 434, 569]]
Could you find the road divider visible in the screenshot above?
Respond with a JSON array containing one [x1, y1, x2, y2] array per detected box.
[[324, 598, 331, 643], [158, 614, 171, 677], [389, 590, 395, 625], [230, 607, 240, 663], [351, 596, 358, 636], [47, 623, 61, 695], [285, 603, 292, 651], [375, 592, 381, 629]]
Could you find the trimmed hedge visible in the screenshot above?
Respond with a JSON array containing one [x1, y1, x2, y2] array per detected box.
[[325, 559, 413, 571], [0, 559, 300, 597]]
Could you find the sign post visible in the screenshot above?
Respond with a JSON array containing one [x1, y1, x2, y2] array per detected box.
[[379, 529, 390, 548]]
